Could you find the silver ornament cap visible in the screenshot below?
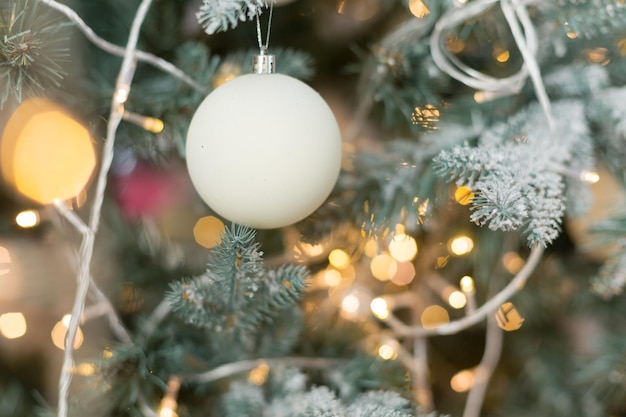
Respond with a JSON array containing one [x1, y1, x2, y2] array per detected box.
[[253, 49, 276, 74]]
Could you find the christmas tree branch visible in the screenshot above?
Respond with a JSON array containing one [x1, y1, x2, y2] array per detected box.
[[40, 0, 207, 94], [56, 0, 156, 415]]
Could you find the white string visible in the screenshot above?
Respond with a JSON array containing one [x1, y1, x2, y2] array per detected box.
[[429, 0, 537, 93], [500, 0, 555, 136], [56, 0, 156, 416], [255, 0, 274, 52]]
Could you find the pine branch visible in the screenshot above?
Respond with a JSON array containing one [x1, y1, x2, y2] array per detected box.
[[434, 100, 593, 246], [167, 225, 308, 336], [0, 0, 69, 108], [538, 0, 626, 39], [197, 0, 266, 35]]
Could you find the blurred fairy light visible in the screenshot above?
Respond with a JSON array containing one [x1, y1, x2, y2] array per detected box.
[[193, 216, 225, 249], [586, 47, 610, 65], [341, 294, 361, 314], [114, 86, 130, 105], [494, 48, 510, 63], [388, 233, 418, 262], [370, 253, 398, 281], [580, 170, 600, 184], [298, 242, 325, 258], [446, 35, 465, 53], [51, 314, 84, 350], [329, 249, 351, 270], [448, 235, 474, 256], [322, 268, 342, 287], [421, 305, 450, 329], [16, 209, 39, 228], [213, 62, 241, 88], [364, 239, 378, 258], [248, 361, 270, 385], [378, 342, 398, 361], [1, 99, 96, 204], [370, 297, 390, 320], [460, 275, 475, 292], [496, 302, 524, 331], [72, 362, 97, 376], [0, 246, 11, 276], [447, 290, 467, 309], [0, 312, 27, 339], [566, 30, 578, 39], [159, 376, 181, 417], [450, 369, 475, 393], [340, 288, 372, 320], [390, 261, 416, 286], [454, 186, 474, 205], [502, 252, 525, 274], [336, 0, 381, 21], [411, 104, 440, 130], [409, 0, 430, 18], [102, 348, 114, 359], [121, 110, 164, 133]]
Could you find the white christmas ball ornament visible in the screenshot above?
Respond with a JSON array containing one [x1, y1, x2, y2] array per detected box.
[[186, 73, 342, 229]]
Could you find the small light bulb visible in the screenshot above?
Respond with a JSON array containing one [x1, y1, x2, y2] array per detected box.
[[580, 170, 600, 184], [460, 276, 475, 292], [16, 210, 39, 228], [409, 0, 430, 18], [370, 297, 390, 320], [448, 291, 467, 309], [329, 249, 351, 270], [378, 342, 398, 360], [448, 235, 474, 256], [454, 186, 474, 205]]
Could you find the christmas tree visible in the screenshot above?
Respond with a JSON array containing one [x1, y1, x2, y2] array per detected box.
[[1, 0, 626, 416]]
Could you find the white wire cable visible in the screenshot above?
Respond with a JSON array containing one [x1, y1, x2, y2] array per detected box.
[[430, 0, 537, 93]]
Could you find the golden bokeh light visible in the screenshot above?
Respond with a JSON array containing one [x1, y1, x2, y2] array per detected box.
[[409, 0, 430, 18], [448, 235, 474, 256], [248, 361, 270, 385], [454, 186, 474, 205], [494, 48, 510, 63], [159, 407, 179, 417], [323, 268, 342, 287], [193, 216, 225, 248], [370, 297, 390, 320], [388, 234, 418, 262], [0, 312, 27, 339], [411, 104, 440, 130], [73, 362, 97, 376], [496, 302, 524, 331], [502, 252, 525, 274], [51, 314, 84, 350], [460, 275, 475, 292], [15, 209, 39, 228], [378, 343, 398, 360], [450, 369, 475, 393], [364, 238, 379, 258], [341, 293, 361, 314], [448, 291, 467, 309], [329, 249, 351, 270], [580, 170, 600, 184], [1, 99, 96, 204], [420, 305, 450, 329], [0, 246, 10, 277], [390, 261, 416, 286], [370, 253, 398, 281], [299, 242, 325, 258]]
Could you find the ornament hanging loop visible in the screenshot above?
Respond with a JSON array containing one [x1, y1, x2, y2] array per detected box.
[[253, 1, 276, 74]]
